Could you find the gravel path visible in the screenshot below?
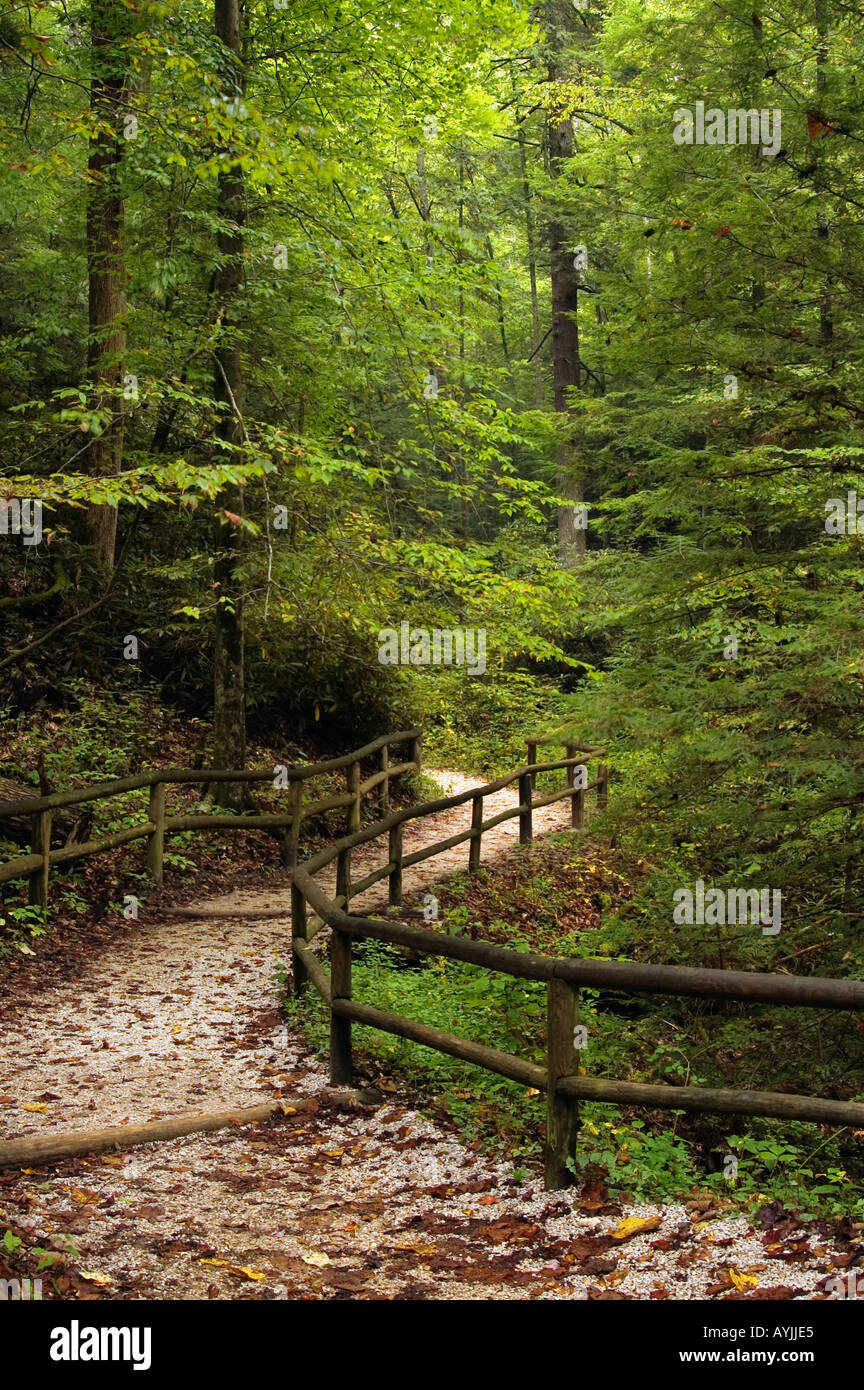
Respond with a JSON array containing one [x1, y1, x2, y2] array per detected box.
[[0, 772, 843, 1300]]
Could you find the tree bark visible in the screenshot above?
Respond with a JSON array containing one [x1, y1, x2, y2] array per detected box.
[[85, 0, 129, 575], [547, 106, 585, 566], [814, 0, 833, 346], [517, 113, 544, 405], [210, 0, 248, 808]]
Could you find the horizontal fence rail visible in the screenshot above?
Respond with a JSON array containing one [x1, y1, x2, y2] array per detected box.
[[0, 729, 421, 907], [288, 737, 864, 1189]]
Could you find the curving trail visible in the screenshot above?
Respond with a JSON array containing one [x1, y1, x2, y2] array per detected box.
[[0, 773, 834, 1300]]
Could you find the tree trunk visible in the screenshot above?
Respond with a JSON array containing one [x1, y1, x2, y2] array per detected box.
[[547, 108, 585, 567], [211, 0, 247, 808], [814, 0, 833, 346], [517, 114, 544, 405], [85, 0, 128, 575]]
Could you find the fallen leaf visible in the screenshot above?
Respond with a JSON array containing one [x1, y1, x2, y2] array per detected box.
[[612, 1216, 662, 1242], [729, 1268, 759, 1291], [299, 1250, 330, 1267]]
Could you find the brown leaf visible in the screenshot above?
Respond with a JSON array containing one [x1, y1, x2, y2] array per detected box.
[[806, 109, 835, 140]]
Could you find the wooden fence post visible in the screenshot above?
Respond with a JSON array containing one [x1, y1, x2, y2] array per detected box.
[[469, 794, 483, 873], [565, 744, 583, 830], [348, 760, 361, 834], [28, 810, 51, 910], [545, 978, 580, 1190], [291, 881, 308, 996], [518, 771, 533, 845], [147, 781, 165, 887], [388, 824, 402, 908], [526, 739, 539, 792], [336, 845, 352, 911], [287, 779, 303, 868], [410, 731, 422, 773], [597, 762, 608, 810], [379, 744, 390, 816], [330, 929, 353, 1085]]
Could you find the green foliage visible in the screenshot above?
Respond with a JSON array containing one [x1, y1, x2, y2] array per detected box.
[[0, 905, 45, 957]]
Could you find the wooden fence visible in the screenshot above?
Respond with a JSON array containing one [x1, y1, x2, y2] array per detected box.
[[289, 740, 864, 1190], [0, 728, 421, 909]]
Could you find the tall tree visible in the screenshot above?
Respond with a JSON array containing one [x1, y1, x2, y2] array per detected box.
[[85, 0, 129, 574], [211, 0, 247, 805], [545, 0, 586, 567]]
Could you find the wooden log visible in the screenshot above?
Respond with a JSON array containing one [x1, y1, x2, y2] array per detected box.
[[401, 824, 475, 870], [0, 853, 47, 885], [348, 761, 361, 834], [526, 739, 539, 792], [473, 803, 526, 836], [291, 881, 308, 995], [336, 845, 352, 908], [410, 731, 422, 772], [332, 997, 547, 1090], [469, 793, 483, 873], [292, 937, 332, 1003], [330, 929, 353, 1085], [565, 743, 583, 829], [28, 810, 51, 909], [556, 1075, 864, 1128], [389, 822, 403, 908], [597, 762, 608, 810], [0, 776, 78, 842], [148, 781, 165, 887], [287, 780, 303, 868], [545, 979, 580, 1190], [522, 786, 574, 812], [163, 812, 311, 832], [348, 862, 393, 898], [49, 821, 155, 865], [379, 743, 390, 816], [151, 906, 288, 920], [519, 772, 532, 844], [0, 1102, 309, 1171], [358, 761, 414, 794]]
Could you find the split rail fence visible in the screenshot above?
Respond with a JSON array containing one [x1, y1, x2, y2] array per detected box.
[[5, 725, 863, 1190], [289, 739, 864, 1189], [0, 728, 421, 909]]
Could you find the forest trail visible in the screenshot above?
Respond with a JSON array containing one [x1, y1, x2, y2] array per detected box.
[[0, 773, 833, 1300]]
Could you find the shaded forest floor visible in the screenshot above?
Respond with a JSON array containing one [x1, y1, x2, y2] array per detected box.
[[0, 774, 852, 1299]]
